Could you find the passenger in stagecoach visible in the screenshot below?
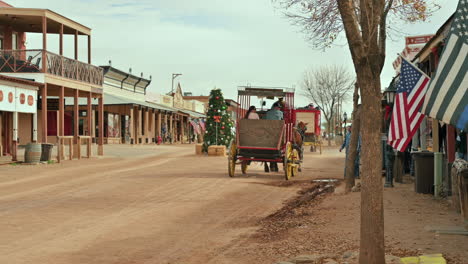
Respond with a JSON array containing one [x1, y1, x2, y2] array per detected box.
[[244, 106, 260, 119], [272, 97, 285, 110], [265, 105, 283, 120]]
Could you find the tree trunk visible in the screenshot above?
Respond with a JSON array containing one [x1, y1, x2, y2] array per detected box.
[[345, 107, 360, 192], [358, 67, 385, 264], [327, 121, 332, 146], [345, 83, 360, 192]]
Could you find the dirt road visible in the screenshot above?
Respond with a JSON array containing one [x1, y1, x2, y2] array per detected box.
[[0, 144, 316, 264]]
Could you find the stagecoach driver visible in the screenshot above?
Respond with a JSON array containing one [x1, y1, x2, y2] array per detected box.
[[266, 105, 284, 120], [272, 97, 285, 110]]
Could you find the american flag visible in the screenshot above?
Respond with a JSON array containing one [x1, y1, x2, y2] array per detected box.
[[190, 120, 200, 134], [422, 0, 468, 131], [199, 119, 206, 132], [388, 59, 430, 152]]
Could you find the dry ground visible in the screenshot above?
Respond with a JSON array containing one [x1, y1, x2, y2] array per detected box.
[[0, 144, 466, 264]]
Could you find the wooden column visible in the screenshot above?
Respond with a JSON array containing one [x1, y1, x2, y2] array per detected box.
[[129, 107, 134, 144], [156, 111, 161, 138], [59, 24, 63, 55], [98, 96, 104, 156], [74, 90, 79, 157], [41, 16, 47, 72], [32, 113, 38, 143], [59, 87, 65, 159], [87, 92, 92, 137], [151, 110, 156, 143], [12, 111, 18, 161], [59, 86, 65, 137], [137, 107, 142, 144], [74, 30, 78, 60], [41, 84, 48, 143], [447, 125, 456, 163], [169, 114, 173, 144], [145, 109, 149, 143], [87, 35, 91, 64]]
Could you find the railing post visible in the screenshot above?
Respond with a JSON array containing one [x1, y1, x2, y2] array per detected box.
[[77, 137, 81, 160], [57, 137, 62, 163], [69, 138, 73, 160]]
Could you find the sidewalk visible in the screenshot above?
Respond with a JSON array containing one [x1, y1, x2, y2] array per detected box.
[[0, 143, 193, 165]]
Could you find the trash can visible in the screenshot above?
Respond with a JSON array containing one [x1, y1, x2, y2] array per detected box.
[[40, 143, 54, 162], [412, 151, 434, 194], [24, 143, 42, 163]]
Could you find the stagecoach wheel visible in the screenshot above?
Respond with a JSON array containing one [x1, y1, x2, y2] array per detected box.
[[284, 142, 293, 180], [241, 161, 249, 174], [292, 148, 299, 176], [228, 141, 237, 177]]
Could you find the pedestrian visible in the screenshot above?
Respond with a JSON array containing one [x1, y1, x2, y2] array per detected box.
[[339, 126, 360, 178]]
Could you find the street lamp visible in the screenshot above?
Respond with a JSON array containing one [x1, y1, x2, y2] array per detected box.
[[383, 78, 397, 106], [171, 73, 182, 94]]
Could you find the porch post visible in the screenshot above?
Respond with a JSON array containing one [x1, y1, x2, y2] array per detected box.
[[32, 112, 37, 143], [59, 86, 65, 137], [129, 106, 134, 144], [41, 84, 48, 143], [59, 24, 63, 55], [12, 111, 18, 161], [156, 111, 162, 138], [137, 107, 141, 144], [41, 16, 47, 72], [88, 35, 91, 64], [145, 108, 149, 143], [87, 92, 92, 137], [169, 114, 173, 144], [151, 110, 156, 143], [59, 86, 65, 159], [74, 30, 78, 60], [98, 96, 104, 156], [74, 90, 79, 157]]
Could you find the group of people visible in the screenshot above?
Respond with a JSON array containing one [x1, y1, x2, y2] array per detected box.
[[244, 98, 285, 121], [243, 98, 286, 172]]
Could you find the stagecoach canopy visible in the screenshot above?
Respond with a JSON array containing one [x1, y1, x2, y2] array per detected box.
[[237, 86, 294, 98]]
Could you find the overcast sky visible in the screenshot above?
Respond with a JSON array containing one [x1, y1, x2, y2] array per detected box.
[[12, 0, 458, 112]]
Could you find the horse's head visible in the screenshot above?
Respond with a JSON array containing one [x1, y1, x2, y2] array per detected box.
[[297, 121, 308, 132]]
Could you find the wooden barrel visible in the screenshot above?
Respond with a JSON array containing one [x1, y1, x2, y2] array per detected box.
[[24, 143, 42, 164]]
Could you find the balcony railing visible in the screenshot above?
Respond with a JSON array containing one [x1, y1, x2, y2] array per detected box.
[[0, 49, 103, 86]]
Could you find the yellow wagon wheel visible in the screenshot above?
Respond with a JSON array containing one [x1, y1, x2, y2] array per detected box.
[[241, 161, 249, 174], [228, 141, 236, 177], [292, 148, 300, 176], [284, 142, 294, 180]]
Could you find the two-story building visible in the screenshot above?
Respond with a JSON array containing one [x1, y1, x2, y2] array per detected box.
[[0, 5, 105, 158]]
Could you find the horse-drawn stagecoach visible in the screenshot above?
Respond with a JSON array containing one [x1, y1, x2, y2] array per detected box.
[[227, 86, 304, 180], [294, 108, 322, 153]]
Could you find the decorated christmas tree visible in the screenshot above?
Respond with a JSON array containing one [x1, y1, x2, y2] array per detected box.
[[203, 88, 235, 152]]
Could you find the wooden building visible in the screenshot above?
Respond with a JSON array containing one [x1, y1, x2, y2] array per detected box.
[[0, 75, 41, 160], [0, 6, 105, 157]]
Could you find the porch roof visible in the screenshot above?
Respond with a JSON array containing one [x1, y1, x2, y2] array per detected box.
[[65, 93, 177, 113], [0, 7, 91, 35]]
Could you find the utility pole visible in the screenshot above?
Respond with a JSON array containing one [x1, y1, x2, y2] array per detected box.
[[171, 73, 182, 94]]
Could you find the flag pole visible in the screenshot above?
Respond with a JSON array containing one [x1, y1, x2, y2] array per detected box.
[[398, 55, 431, 79]]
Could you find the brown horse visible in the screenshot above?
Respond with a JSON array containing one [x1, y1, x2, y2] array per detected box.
[[264, 121, 307, 173]]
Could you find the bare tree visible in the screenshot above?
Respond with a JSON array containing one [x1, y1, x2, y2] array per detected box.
[[274, 0, 438, 263], [302, 65, 354, 146]]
